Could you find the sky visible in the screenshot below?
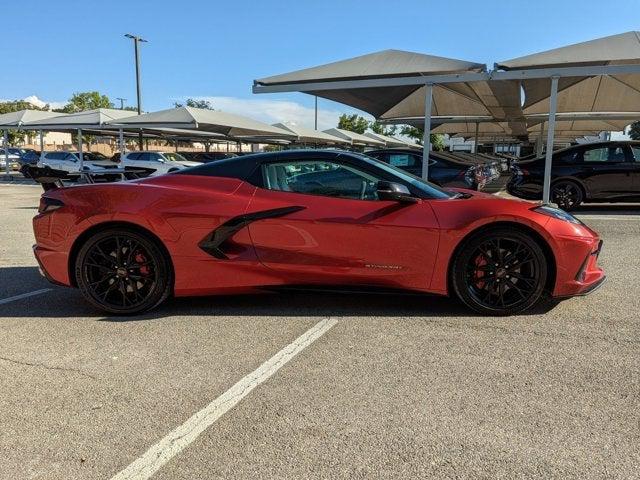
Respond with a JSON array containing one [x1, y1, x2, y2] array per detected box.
[[2, 0, 640, 130]]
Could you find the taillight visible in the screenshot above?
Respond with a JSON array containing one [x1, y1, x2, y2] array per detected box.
[[38, 196, 64, 214]]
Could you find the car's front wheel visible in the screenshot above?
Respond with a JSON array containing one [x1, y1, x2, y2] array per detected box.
[[451, 228, 548, 315], [75, 228, 172, 315]]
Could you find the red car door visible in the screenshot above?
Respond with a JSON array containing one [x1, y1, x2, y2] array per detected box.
[[246, 158, 441, 291]]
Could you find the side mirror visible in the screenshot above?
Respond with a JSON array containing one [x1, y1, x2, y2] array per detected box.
[[377, 181, 419, 203]]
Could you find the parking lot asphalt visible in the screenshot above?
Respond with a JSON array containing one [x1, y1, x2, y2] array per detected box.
[[0, 183, 638, 479]]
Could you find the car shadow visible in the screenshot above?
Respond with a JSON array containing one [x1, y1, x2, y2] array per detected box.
[[0, 266, 560, 321]]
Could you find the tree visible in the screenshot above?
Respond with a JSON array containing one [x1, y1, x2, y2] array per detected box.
[[399, 125, 445, 151], [0, 100, 48, 143], [629, 121, 640, 140], [337, 114, 369, 134], [174, 98, 216, 110], [60, 91, 113, 113], [370, 121, 397, 136]]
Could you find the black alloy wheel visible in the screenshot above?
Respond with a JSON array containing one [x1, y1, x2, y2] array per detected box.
[[551, 181, 583, 211], [75, 228, 172, 315], [452, 228, 548, 315]]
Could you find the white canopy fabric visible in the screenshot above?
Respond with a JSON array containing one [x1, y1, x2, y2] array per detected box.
[[497, 32, 640, 115], [106, 106, 294, 139], [323, 128, 385, 147], [272, 123, 350, 145], [255, 49, 526, 136], [0, 109, 65, 127], [20, 108, 134, 129], [363, 132, 420, 148]]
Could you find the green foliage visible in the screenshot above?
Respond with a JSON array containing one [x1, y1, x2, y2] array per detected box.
[[629, 121, 640, 140], [337, 114, 369, 134], [0, 100, 48, 143], [60, 91, 113, 113], [370, 121, 397, 136], [174, 98, 216, 110], [399, 125, 445, 151]]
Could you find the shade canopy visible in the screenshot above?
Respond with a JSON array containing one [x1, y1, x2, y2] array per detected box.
[[258, 50, 500, 114], [322, 128, 385, 147], [20, 108, 135, 130], [106, 106, 294, 139], [363, 131, 420, 148], [272, 123, 350, 145], [0, 109, 65, 127], [497, 32, 640, 115]]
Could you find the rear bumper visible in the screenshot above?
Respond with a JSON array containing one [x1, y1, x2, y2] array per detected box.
[[33, 244, 70, 287]]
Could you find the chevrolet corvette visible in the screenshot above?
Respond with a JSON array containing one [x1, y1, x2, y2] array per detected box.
[[30, 150, 605, 315]]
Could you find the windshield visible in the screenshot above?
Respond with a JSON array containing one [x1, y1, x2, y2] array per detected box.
[[352, 152, 454, 199], [163, 152, 189, 163]]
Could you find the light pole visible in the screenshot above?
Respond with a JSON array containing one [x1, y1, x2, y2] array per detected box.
[[125, 33, 147, 150]]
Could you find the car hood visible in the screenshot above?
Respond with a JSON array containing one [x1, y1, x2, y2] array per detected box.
[[178, 160, 201, 167]]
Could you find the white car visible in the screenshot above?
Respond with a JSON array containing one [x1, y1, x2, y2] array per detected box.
[[38, 151, 117, 174], [0, 149, 21, 170], [119, 151, 200, 176]]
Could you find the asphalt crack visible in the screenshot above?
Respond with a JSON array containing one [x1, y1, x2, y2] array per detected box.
[[0, 355, 96, 380]]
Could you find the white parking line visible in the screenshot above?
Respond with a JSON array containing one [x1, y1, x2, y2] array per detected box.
[[0, 288, 52, 305], [576, 215, 640, 221], [110, 316, 339, 480]]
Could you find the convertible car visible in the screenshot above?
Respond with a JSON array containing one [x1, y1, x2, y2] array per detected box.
[[30, 150, 605, 316]]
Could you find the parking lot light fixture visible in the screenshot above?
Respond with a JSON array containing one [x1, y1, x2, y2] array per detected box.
[[124, 33, 148, 149]]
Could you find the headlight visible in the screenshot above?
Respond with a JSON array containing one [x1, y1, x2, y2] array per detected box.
[[532, 205, 582, 224]]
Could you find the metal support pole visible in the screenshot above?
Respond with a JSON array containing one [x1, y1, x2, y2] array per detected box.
[[535, 122, 545, 157], [473, 121, 479, 154], [134, 39, 143, 150], [421, 83, 433, 181], [39, 130, 44, 155], [77, 129, 84, 173], [542, 77, 559, 205], [314, 96, 318, 130], [3, 130, 9, 176], [119, 128, 125, 155]]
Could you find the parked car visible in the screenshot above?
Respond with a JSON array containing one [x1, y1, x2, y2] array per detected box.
[[178, 151, 238, 163], [118, 151, 200, 176], [31, 149, 605, 316], [5, 147, 40, 166], [366, 148, 492, 190], [0, 149, 23, 170], [507, 141, 640, 210], [38, 151, 118, 174]]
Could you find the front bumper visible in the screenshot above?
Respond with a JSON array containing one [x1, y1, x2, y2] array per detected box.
[[553, 237, 605, 297]]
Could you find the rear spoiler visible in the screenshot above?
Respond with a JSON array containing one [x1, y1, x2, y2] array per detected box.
[[20, 165, 69, 191], [21, 165, 152, 191]]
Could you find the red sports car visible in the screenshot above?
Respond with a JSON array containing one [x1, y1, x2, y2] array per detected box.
[[30, 150, 605, 315]]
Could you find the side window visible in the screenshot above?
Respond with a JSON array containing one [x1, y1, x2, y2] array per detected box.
[[555, 150, 580, 164], [65, 153, 77, 161], [46, 152, 66, 160], [583, 146, 626, 163], [631, 146, 640, 162], [262, 160, 382, 200], [388, 153, 419, 168]]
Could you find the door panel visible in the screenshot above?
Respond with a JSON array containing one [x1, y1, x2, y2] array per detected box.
[[580, 145, 633, 198], [247, 188, 440, 291]]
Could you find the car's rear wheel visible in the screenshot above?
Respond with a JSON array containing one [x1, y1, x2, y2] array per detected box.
[[552, 180, 583, 211], [75, 228, 172, 315], [452, 228, 548, 315]]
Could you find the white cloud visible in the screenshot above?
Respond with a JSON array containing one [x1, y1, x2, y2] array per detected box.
[[177, 95, 373, 131], [0, 95, 66, 110]]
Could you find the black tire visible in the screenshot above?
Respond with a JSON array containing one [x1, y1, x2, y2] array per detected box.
[[451, 228, 548, 315], [551, 180, 583, 211], [75, 228, 172, 315]]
